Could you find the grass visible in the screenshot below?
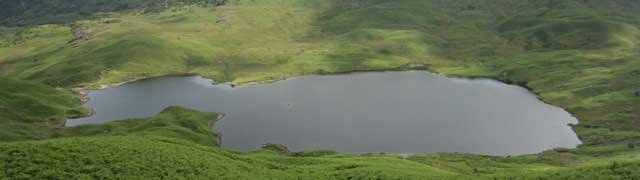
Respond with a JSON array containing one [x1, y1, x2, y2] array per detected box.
[[53, 106, 222, 146], [0, 0, 221, 26], [2, 107, 640, 179], [0, 78, 88, 141], [0, 0, 639, 179]]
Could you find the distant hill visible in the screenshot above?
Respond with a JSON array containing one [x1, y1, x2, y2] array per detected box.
[[0, 0, 224, 26]]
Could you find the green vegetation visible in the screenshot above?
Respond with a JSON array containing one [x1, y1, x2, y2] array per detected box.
[[0, 0, 222, 26], [53, 106, 221, 146], [3, 107, 640, 179], [0, 0, 639, 179], [0, 78, 87, 141]]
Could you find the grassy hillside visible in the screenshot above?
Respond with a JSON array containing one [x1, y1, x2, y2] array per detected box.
[[0, 0, 456, 87], [0, 0, 223, 26], [0, 78, 87, 141], [0, 0, 639, 179], [2, 107, 640, 179]]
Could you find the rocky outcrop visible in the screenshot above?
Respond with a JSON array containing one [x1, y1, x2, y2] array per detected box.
[[215, 0, 227, 6], [261, 143, 290, 154], [68, 26, 93, 44]]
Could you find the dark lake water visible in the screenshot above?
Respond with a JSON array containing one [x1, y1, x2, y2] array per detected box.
[[67, 71, 581, 155]]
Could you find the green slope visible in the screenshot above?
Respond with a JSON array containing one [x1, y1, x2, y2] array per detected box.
[[0, 78, 87, 141], [0, 0, 639, 179], [54, 106, 221, 146], [2, 107, 640, 179], [0, 0, 223, 26]]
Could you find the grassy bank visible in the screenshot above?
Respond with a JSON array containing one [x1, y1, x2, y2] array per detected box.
[[2, 107, 640, 179], [0, 78, 88, 141]]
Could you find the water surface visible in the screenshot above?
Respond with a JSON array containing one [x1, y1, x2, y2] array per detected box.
[[68, 71, 581, 155]]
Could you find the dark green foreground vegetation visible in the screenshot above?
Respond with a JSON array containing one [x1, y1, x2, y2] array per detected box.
[[3, 107, 640, 179], [0, 0, 639, 179]]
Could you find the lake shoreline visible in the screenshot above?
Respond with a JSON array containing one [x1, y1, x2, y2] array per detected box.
[[67, 70, 581, 156], [65, 68, 582, 140], [211, 113, 226, 147]]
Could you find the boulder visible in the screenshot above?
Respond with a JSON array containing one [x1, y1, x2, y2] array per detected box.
[[261, 143, 289, 154], [215, 0, 227, 6]]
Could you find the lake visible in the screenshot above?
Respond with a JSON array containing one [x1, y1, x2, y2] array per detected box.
[[67, 71, 581, 156]]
